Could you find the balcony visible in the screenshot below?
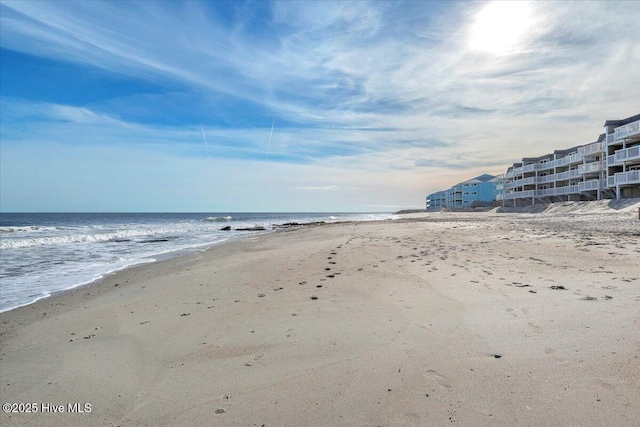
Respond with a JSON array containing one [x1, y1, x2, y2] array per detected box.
[[612, 119, 640, 143], [503, 190, 535, 200], [513, 177, 536, 186], [567, 169, 581, 179], [614, 170, 640, 185], [578, 161, 605, 175], [536, 161, 554, 171], [536, 188, 556, 197], [557, 185, 579, 195], [554, 154, 580, 167], [568, 153, 581, 164], [511, 190, 535, 198], [522, 163, 537, 173], [613, 145, 640, 165], [577, 141, 605, 157], [539, 186, 579, 197], [578, 179, 602, 192]]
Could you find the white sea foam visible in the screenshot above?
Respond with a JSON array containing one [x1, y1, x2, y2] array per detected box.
[[0, 212, 395, 312], [202, 216, 233, 221]]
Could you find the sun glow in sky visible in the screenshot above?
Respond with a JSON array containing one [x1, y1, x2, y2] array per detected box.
[[0, 1, 638, 212], [469, 1, 533, 55]]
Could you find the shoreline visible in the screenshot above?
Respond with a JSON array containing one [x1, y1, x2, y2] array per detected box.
[[0, 233, 242, 315], [0, 212, 394, 315], [1, 211, 639, 426], [0, 221, 334, 333]]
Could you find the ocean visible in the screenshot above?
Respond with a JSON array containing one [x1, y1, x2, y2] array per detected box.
[[0, 212, 396, 312]]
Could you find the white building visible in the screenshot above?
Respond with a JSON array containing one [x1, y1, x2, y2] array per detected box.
[[498, 114, 640, 207], [605, 115, 640, 199]]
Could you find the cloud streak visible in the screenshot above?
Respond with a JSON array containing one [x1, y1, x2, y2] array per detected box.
[[1, 0, 639, 211]]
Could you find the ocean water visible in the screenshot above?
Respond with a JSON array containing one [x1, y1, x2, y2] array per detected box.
[[0, 212, 395, 312]]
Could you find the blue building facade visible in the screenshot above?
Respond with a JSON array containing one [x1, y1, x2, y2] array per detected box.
[[426, 174, 499, 210], [425, 190, 446, 210]]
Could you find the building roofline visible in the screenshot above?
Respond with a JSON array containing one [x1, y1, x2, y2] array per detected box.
[[604, 113, 640, 127], [553, 144, 581, 155], [522, 153, 554, 162]]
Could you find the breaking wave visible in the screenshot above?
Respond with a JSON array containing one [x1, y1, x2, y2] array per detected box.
[[201, 216, 233, 222]]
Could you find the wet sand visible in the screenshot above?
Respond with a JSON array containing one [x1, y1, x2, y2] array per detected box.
[[1, 208, 639, 426]]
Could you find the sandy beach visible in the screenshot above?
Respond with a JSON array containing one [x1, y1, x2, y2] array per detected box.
[[1, 204, 639, 426]]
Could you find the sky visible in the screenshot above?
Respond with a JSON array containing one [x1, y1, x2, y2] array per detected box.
[[1, 1, 639, 212]]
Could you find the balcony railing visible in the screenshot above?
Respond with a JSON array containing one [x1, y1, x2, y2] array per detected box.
[[554, 154, 580, 167], [515, 177, 536, 186], [607, 176, 615, 187], [612, 145, 640, 165], [535, 161, 553, 171], [568, 154, 581, 164], [513, 185, 583, 198], [613, 119, 640, 142], [577, 141, 605, 157], [502, 190, 535, 200], [523, 163, 537, 172], [614, 170, 640, 185], [536, 188, 556, 197], [558, 185, 579, 195], [578, 179, 602, 192], [578, 161, 605, 175]]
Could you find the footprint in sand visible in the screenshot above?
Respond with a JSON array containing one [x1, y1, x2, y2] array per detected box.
[[544, 348, 568, 364], [423, 369, 452, 389], [597, 380, 632, 406]]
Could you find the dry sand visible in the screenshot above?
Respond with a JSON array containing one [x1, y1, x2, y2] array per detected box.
[[1, 206, 639, 426]]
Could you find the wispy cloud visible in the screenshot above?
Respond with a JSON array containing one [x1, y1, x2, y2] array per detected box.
[[1, 1, 639, 211]]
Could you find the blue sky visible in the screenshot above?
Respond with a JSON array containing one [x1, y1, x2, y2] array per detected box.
[[1, 1, 639, 212]]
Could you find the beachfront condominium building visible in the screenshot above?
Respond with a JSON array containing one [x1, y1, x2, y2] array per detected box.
[[426, 190, 447, 210], [426, 174, 499, 210], [497, 113, 640, 207], [605, 114, 640, 198]]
